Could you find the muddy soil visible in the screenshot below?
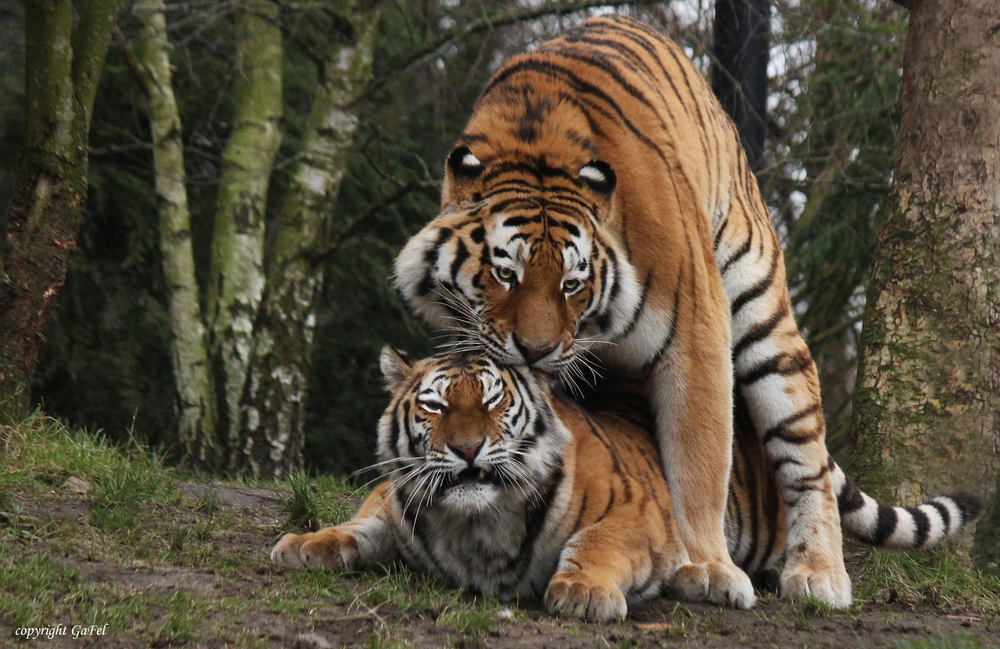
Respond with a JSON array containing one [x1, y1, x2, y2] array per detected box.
[[2, 483, 996, 649]]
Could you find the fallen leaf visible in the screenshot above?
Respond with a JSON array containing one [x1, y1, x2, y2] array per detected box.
[[636, 623, 674, 632]]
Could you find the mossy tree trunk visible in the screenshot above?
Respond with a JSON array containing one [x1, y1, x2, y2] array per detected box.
[[136, 0, 218, 470], [232, 2, 382, 478], [0, 0, 127, 423], [206, 0, 283, 461], [850, 0, 1000, 530]]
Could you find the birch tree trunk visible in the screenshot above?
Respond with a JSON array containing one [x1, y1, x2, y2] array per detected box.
[[137, 0, 218, 469], [207, 0, 283, 457], [232, 3, 382, 478], [0, 0, 126, 422], [850, 0, 1000, 525]]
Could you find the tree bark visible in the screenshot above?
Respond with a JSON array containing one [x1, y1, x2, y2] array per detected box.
[[0, 0, 126, 422], [233, 2, 382, 478], [207, 0, 283, 458], [136, 0, 218, 469], [850, 0, 1000, 534]]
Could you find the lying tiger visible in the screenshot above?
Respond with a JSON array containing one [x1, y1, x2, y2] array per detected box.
[[271, 349, 983, 621]]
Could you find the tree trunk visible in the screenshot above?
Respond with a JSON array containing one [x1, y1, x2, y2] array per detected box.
[[233, 3, 382, 478], [0, 0, 125, 422], [711, 0, 769, 171], [850, 0, 1000, 533], [206, 0, 283, 457], [137, 0, 218, 469]]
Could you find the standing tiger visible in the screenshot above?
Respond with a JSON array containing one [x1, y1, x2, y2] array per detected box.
[[271, 350, 983, 621], [395, 15, 867, 608]]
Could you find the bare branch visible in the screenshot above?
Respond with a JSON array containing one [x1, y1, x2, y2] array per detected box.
[[356, 0, 665, 105], [314, 176, 441, 264]]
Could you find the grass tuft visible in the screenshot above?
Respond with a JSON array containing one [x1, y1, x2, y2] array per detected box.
[[281, 470, 321, 532], [437, 604, 494, 636], [851, 543, 1000, 613]]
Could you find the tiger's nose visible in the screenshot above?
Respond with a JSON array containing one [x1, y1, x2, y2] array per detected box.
[[512, 333, 558, 364], [448, 441, 484, 465]]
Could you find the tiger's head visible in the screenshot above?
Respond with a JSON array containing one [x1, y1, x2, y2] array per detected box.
[[395, 89, 641, 376], [377, 346, 568, 516]]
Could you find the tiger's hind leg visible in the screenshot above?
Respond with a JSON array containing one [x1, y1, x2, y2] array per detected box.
[[716, 181, 851, 607]]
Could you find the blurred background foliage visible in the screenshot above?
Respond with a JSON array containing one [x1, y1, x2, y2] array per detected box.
[[0, 0, 906, 476]]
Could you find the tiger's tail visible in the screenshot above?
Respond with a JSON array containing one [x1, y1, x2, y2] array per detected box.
[[830, 459, 984, 550]]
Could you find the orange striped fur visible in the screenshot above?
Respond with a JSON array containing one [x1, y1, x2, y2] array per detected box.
[[395, 15, 845, 606]]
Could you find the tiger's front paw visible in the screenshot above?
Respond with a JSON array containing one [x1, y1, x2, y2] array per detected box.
[[545, 573, 628, 622], [271, 533, 308, 569], [670, 561, 756, 609], [270, 529, 359, 571], [780, 562, 852, 608]]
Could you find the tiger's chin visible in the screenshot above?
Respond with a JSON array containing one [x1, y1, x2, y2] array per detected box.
[[437, 481, 502, 514]]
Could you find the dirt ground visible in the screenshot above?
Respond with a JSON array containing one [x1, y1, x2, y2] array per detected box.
[[3, 482, 997, 649]]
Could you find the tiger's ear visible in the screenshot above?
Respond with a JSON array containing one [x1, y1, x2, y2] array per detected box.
[[446, 146, 485, 179], [442, 146, 485, 209], [380, 345, 414, 390], [579, 160, 616, 196]]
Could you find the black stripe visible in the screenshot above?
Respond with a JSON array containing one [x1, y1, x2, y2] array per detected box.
[[502, 215, 543, 228], [458, 133, 489, 145], [911, 507, 931, 547], [762, 404, 821, 444], [721, 235, 752, 275], [713, 215, 729, 251], [733, 301, 789, 357], [551, 219, 580, 237], [569, 493, 588, 535], [926, 500, 951, 534], [615, 271, 652, 340], [390, 400, 403, 457], [737, 349, 812, 386], [871, 503, 899, 545], [837, 477, 865, 514], [506, 467, 564, 577], [481, 59, 681, 178], [594, 488, 616, 523], [481, 160, 576, 186], [417, 228, 453, 297], [728, 480, 746, 565], [643, 272, 683, 371], [730, 247, 779, 315], [449, 239, 470, 285], [771, 457, 803, 473]]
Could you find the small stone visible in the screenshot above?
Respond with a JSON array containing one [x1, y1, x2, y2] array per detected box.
[[62, 477, 93, 494]]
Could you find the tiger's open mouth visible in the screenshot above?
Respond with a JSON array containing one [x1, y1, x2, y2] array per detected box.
[[442, 466, 498, 490]]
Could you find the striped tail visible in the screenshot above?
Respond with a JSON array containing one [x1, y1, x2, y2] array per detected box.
[[831, 460, 984, 549]]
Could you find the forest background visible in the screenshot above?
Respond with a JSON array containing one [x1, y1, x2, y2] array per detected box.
[[0, 0, 904, 479]]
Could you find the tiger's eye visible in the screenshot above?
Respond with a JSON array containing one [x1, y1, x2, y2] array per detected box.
[[562, 278, 581, 294], [495, 266, 515, 282]]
